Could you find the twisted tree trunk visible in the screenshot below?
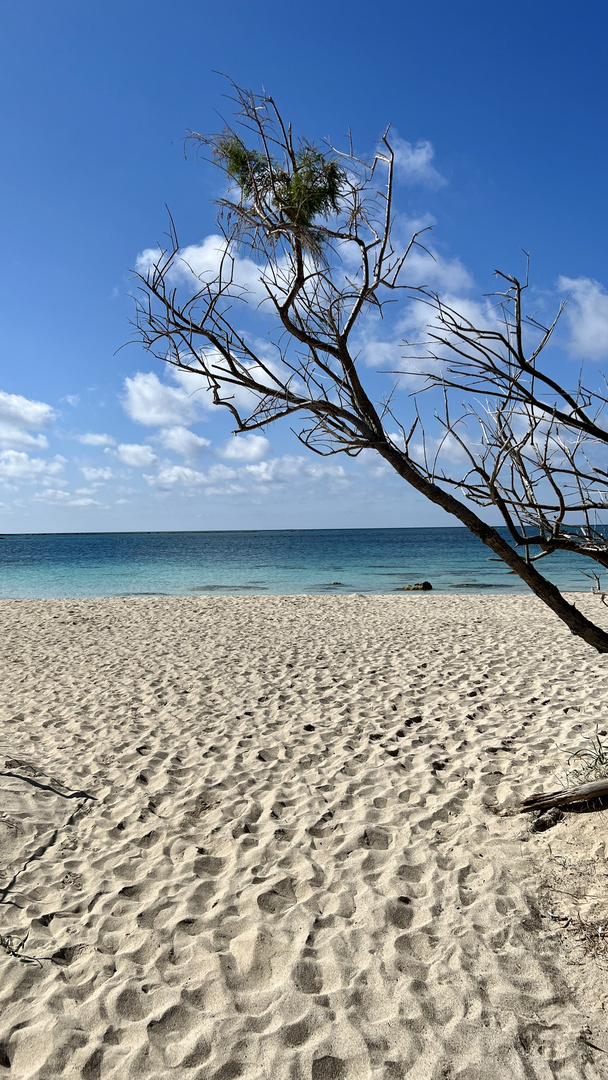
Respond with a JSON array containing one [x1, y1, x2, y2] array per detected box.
[[380, 443, 608, 654]]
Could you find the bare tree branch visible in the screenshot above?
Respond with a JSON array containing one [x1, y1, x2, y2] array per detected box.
[[130, 80, 608, 653]]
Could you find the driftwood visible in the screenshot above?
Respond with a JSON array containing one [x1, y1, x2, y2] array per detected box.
[[521, 777, 608, 813], [530, 806, 564, 831]]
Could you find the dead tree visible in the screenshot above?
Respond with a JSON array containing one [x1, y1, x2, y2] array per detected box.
[[132, 81, 608, 653]]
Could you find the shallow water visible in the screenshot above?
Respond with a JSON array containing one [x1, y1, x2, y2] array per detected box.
[[0, 527, 599, 598]]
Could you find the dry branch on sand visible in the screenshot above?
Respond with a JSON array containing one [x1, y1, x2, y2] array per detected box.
[[521, 777, 608, 813]]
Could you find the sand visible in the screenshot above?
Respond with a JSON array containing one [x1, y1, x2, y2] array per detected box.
[[2, 592, 608, 1079]]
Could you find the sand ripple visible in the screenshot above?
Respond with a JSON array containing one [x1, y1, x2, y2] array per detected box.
[[1, 594, 608, 1078]]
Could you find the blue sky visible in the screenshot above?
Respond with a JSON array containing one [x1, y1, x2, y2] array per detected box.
[[1, 0, 608, 532]]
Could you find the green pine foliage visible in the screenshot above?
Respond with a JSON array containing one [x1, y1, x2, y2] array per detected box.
[[214, 132, 345, 233], [214, 135, 271, 200]]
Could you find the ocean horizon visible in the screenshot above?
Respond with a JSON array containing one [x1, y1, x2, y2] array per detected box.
[[0, 527, 601, 599]]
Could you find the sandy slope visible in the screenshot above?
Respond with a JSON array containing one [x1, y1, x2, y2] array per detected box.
[[1, 593, 608, 1079]]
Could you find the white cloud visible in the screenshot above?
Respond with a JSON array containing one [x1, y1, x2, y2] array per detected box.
[[123, 371, 202, 427], [0, 429, 49, 450], [76, 433, 116, 446], [557, 276, 608, 360], [41, 475, 68, 487], [213, 367, 282, 413], [156, 425, 210, 463], [358, 293, 496, 391], [392, 136, 446, 189], [170, 367, 209, 393], [80, 466, 113, 482], [172, 350, 289, 413], [124, 362, 289, 432], [411, 431, 477, 469], [62, 394, 80, 407], [190, 350, 297, 415], [136, 234, 266, 302], [35, 488, 71, 502], [0, 389, 56, 450], [219, 434, 271, 462], [205, 484, 249, 496], [244, 456, 346, 486], [148, 464, 208, 488], [114, 443, 158, 467], [149, 462, 236, 488], [399, 249, 473, 294], [0, 450, 65, 481], [35, 488, 100, 506], [145, 453, 346, 494], [207, 464, 238, 482]]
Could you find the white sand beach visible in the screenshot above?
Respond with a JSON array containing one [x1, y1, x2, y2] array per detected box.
[[2, 593, 608, 1079]]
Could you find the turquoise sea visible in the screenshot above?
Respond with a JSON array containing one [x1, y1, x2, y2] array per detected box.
[[0, 528, 600, 599]]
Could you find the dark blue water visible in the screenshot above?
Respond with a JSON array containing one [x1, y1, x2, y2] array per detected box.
[[0, 528, 599, 598]]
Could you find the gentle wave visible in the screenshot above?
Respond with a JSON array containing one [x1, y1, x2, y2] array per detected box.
[[191, 584, 269, 592]]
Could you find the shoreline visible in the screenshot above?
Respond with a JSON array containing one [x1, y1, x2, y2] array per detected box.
[[2, 594, 608, 1077], [0, 587, 599, 600]]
